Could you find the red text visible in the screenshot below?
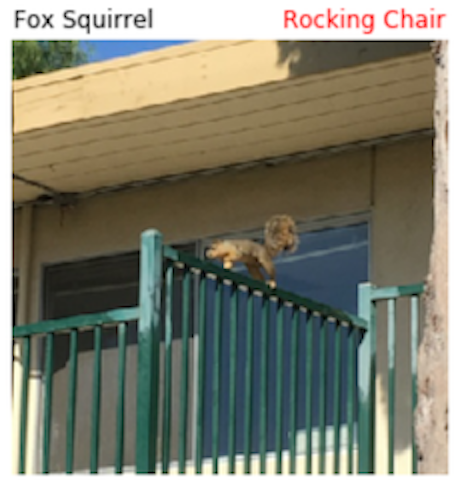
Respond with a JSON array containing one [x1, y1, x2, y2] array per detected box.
[[284, 9, 375, 34], [384, 9, 446, 29]]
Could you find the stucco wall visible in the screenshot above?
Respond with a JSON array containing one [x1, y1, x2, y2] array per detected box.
[[371, 138, 433, 474], [15, 138, 432, 315], [22, 147, 371, 320], [373, 139, 433, 285], [13, 136, 433, 474], [13, 209, 21, 269]]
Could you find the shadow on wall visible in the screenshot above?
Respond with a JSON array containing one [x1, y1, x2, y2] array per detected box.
[[276, 41, 431, 79]]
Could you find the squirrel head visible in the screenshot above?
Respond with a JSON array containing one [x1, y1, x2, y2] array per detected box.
[[265, 214, 299, 255]]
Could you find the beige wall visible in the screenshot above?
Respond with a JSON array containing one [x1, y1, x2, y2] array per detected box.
[[22, 146, 372, 320], [15, 137, 432, 316], [371, 138, 433, 474], [373, 139, 433, 285], [13, 136, 433, 474], [13, 209, 21, 269]]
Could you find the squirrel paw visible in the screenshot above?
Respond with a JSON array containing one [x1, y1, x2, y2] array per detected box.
[[223, 260, 233, 270], [267, 280, 277, 289]]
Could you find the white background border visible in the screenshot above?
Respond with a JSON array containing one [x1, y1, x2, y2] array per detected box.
[[3, 0, 454, 477]]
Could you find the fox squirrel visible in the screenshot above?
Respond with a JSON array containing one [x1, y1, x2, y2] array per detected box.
[[206, 215, 299, 289]]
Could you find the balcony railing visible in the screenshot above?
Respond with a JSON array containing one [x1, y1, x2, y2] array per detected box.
[[12, 229, 424, 474]]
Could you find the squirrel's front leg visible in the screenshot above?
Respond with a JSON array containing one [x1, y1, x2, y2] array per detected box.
[[245, 263, 265, 282], [258, 253, 277, 289], [223, 260, 233, 269]]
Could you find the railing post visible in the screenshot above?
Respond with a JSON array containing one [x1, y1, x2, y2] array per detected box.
[[136, 230, 163, 473], [358, 283, 376, 474]]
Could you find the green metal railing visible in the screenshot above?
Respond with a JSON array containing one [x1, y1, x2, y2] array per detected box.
[[13, 308, 139, 474], [12, 229, 423, 475], [357, 282, 424, 475], [160, 232, 367, 475]]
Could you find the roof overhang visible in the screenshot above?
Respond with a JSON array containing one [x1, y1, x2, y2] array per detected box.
[[13, 41, 434, 205]]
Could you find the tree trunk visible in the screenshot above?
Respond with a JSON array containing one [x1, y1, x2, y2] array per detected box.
[[415, 40, 448, 474]]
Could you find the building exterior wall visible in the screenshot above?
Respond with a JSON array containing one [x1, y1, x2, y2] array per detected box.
[[371, 138, 433, 474], [24, 147, 369, 319], [13, 209, 21, 269], [13, 136, 433, 473], [15, 137, 432, 315]]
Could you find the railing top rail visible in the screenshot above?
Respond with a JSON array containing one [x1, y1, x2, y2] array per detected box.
[[12, 307, 139, 339], [13, 241, 372, 339], [368, 283, 425, 302], [164, 246, 367, 330]]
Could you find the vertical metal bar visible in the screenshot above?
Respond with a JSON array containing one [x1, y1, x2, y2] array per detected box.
[[275, 301, 284, 474], [259, 295, 270, 474], [212, 279, 223, 474], [305, 312, 314, 474], [42, 333, 54, 474], [90, 325, 102, 474], [195, 274, 207, 474], [411, 295, 419, 474], [18, 336, 31, 474], [347, 326, 356, 474], [136, 230, 163, 474], [115, 322, 127, 474], [333, 321, 342, 474], [388, 299, 396, 474], [289, 308, 299, 474], [318, 317, 328, 474], [162, 264, 173, 474], [179, 270, 191, 473], [358, 283, 376, 474], [66, 329, 78, 474], [228, 285, 239, 474], [243, 290, 254, 474]]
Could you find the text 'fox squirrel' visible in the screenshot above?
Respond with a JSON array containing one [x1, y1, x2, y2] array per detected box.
[[206, 215, 299, 289]]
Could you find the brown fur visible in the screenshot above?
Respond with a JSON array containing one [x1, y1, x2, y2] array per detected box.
[[206, 215, 299, 288]]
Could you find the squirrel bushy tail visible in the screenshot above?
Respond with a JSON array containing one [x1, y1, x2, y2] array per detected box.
[[264, 214, 299, 257]]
